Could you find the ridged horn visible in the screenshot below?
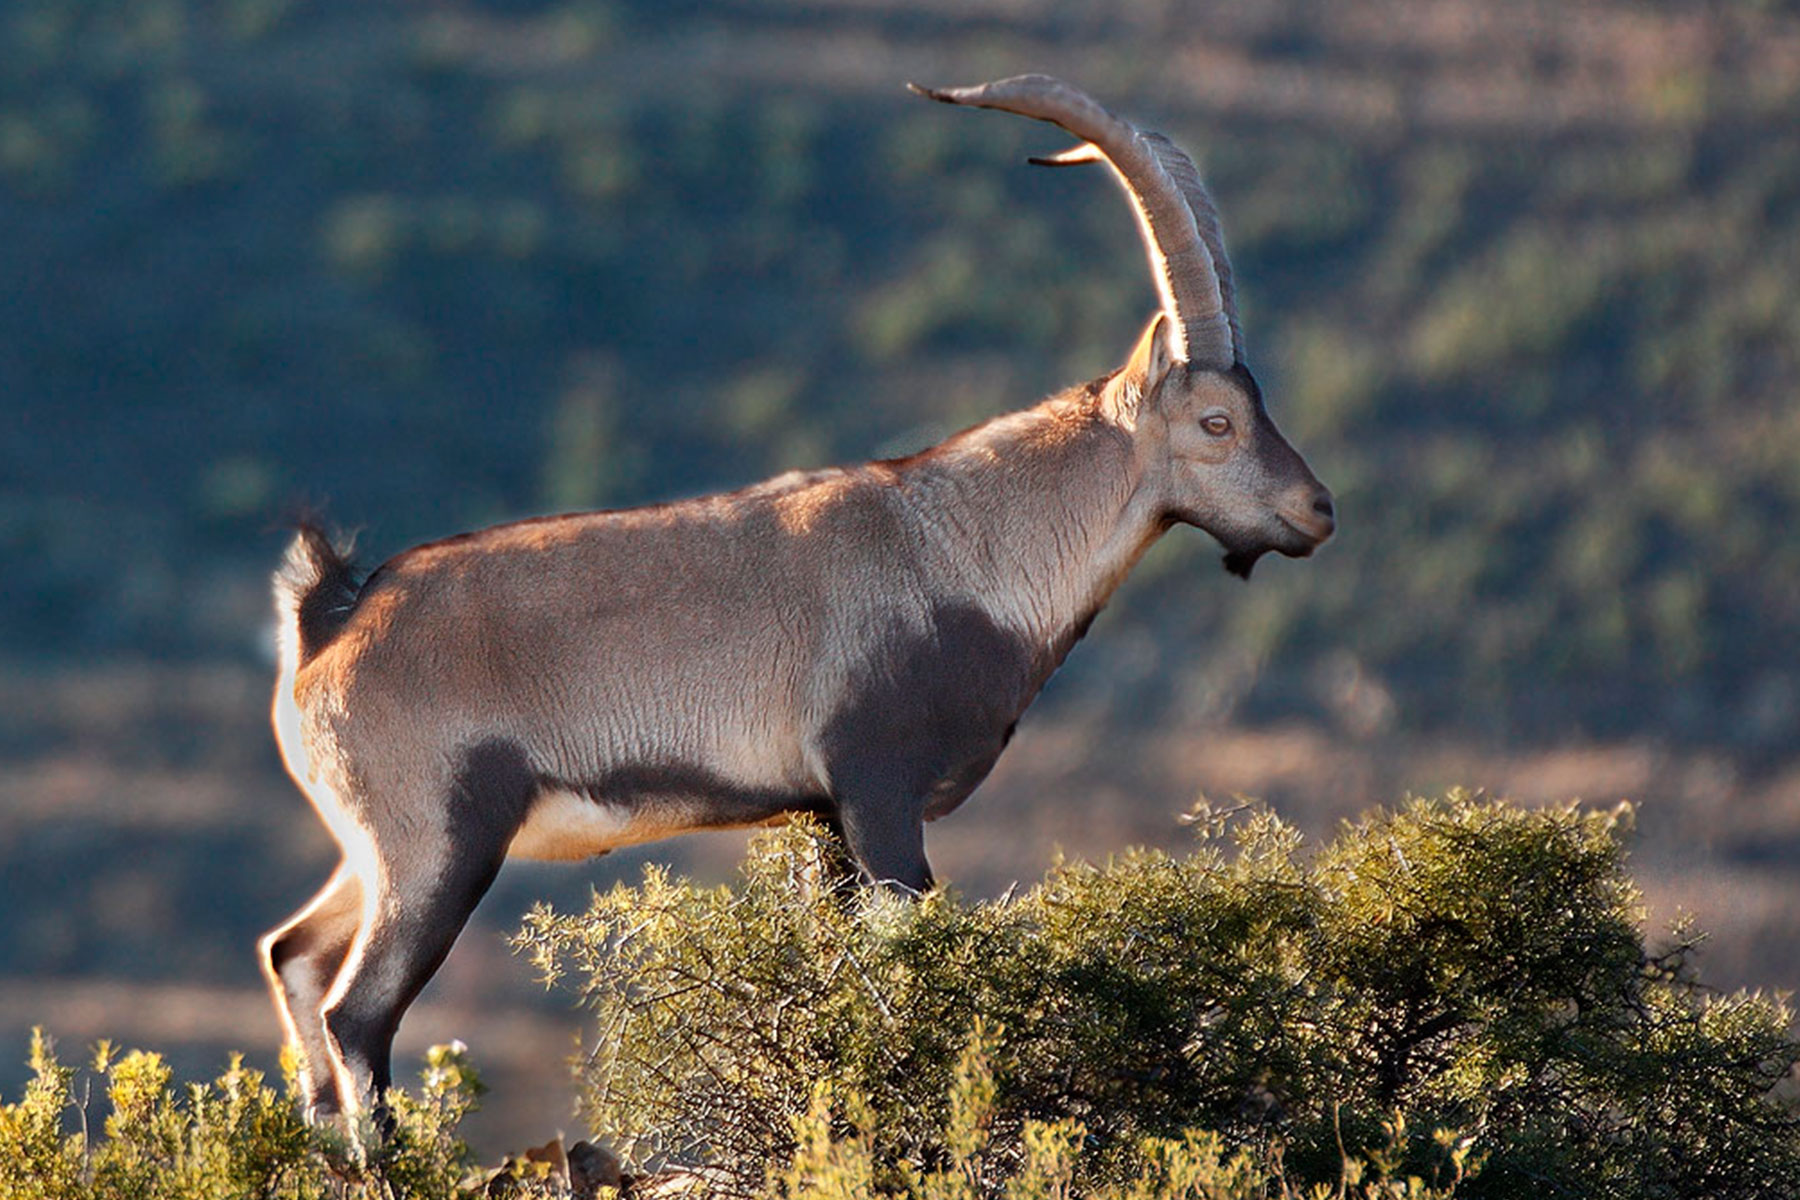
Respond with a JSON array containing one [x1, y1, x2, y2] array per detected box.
[[910, 74, 1237, 369]]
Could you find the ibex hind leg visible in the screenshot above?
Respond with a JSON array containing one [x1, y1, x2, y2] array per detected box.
[[320, 846, 505, 1124], [259, 864, 363, 1120], [320, 738, 536, 1122]]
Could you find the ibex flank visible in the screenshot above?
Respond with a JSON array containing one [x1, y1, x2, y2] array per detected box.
[[261, 75, 1335, 1126]]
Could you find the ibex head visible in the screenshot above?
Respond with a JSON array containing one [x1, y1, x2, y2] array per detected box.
[[915, 75, 1334, 578]]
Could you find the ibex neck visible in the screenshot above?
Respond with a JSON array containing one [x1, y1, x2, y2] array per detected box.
[[897, 389, 1165, 658]]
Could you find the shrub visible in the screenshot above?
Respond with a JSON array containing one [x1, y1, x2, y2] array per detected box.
[[0, 1033, 488, 1199], [768, 1023, 1474, 1200], [8, 792, 1797, 1199], [517, 791, 1800, 1199]]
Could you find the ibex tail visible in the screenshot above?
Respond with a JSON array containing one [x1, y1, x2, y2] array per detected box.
[[273, 523, 360, 675]]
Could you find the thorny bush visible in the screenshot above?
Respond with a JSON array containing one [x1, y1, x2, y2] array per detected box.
[[516, 790, 1800, 1199]]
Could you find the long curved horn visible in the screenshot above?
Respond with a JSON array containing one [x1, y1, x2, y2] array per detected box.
[[1034, 134, 1245, 366], [911, 74, 1236, 369], [1139, 132, 1243, 365]]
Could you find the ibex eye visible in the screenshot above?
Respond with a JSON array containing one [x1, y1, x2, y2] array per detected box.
[[1201, 414, 1232, 437]]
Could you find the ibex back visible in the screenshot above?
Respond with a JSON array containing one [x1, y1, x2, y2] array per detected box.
[[262, 75, 1334, 1124]]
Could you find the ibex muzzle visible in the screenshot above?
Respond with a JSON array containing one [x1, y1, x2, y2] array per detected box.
[[261, 75, 1332, 1125]]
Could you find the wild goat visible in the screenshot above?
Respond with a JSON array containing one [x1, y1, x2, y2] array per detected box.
[[262, 75, 1335, 1123]]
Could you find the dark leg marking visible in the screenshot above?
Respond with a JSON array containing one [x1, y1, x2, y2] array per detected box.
[[322, 854, 505, 1109], [835, 786, 934, 893], [322, 738, 538, 1116], [819, 603, 1045, 891]]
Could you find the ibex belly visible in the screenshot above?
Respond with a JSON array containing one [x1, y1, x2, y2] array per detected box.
[[508, 765, 831, 862]]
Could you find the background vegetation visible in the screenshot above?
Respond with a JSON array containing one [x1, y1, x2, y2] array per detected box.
[[5, 0, 1799, 740], [2, 0, 1799, 1160]]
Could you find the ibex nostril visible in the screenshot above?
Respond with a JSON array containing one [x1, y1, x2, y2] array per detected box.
[[1313, 495, 1335, 521]]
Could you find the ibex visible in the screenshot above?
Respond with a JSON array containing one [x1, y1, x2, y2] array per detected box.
[[261, 75, 1334, 1124]]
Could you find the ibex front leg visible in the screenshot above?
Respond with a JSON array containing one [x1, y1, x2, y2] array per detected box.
[[834, 778, 935, 894]]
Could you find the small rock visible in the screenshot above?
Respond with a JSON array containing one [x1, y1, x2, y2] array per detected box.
[[567, 1139, 624, 1198]]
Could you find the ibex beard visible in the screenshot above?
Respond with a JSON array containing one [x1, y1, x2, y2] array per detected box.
[[260, 75, 1334, 1129]]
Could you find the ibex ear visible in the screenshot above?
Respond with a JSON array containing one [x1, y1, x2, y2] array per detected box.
[[1106, 313, 1179, 424], [1131, 312, 1182, 388], [1146, 312, 1180, 386]]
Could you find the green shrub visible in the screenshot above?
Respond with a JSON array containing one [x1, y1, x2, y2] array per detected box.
[[518, 792, 1800, 1199], [769, 1023, 1473, 1200], [0, 1033, 488, 1199]]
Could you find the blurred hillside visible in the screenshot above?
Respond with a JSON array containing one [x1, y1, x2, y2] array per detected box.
[[7, 0, 1800, 742], [2, 0, 1798, 1156]]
